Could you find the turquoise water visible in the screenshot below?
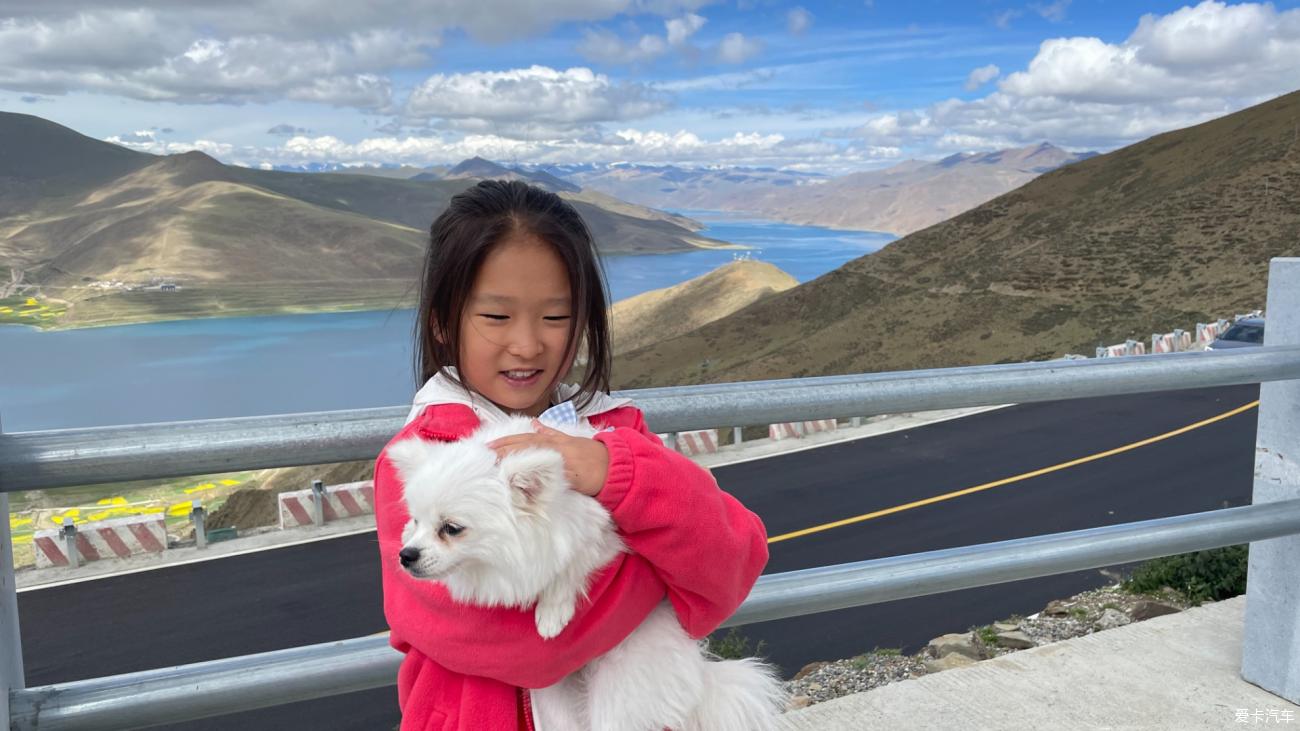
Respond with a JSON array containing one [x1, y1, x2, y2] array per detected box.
[[0, 215, 893, 430]]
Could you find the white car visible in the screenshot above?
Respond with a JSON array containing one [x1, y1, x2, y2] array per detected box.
[[1207, 317, 1265, 350]]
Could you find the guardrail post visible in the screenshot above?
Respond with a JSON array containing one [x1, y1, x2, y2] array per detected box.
[[1, 412, 26, 725], [732, 426, 742, 448], [192, 503, 207, 550], [1242, 257, 1300, 703], [311, 479, 325, 528], [60, 523, 79, 570]]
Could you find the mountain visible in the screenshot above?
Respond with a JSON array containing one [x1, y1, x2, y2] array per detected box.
[[271, 162, 441, 179], [561, 164, 827, 214], [432, 156, 580, 193], [0, 113, 732, 329], [563, 145, 1094, 235], [753, 143, 1096, 235], [610, 260, 797, 353], [613, 90, 1300, 388]]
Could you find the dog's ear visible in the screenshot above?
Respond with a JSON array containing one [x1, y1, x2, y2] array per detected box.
[[499, 448, 566, 509], [385, 438, 430, 483]]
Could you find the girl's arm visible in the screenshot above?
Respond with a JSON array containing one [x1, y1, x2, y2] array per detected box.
[[592, 407, 770, 639], [375, 450, 664, 689]]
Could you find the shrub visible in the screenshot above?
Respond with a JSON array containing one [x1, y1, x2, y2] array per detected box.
[[1121, 544, 1248, 604], [707, 627, 768, 660]]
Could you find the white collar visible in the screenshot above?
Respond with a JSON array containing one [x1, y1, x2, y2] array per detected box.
[[405, 367, 633, 426]]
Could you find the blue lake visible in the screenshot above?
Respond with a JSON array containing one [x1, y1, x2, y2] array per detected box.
[[0, 214, 893, 431]]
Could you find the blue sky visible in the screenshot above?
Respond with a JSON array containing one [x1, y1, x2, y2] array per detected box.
[[1, 0, 1298, 172]]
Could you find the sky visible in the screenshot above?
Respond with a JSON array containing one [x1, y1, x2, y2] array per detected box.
[[1, 0, 1298, 173]]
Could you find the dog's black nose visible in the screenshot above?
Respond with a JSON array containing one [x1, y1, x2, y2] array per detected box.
[[398, 547, 420, 567]]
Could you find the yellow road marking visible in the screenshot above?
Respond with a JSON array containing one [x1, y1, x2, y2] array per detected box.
[[767, 400, 1261, 545]]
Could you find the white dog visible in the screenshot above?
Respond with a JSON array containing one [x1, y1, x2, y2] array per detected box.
[[386, 415, 786, 731]]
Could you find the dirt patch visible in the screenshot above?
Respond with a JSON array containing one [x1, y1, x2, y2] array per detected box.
[[207, 488, 280, 530]]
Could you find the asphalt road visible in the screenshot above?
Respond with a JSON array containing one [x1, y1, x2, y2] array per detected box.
[[17, 384, 1261, 730]]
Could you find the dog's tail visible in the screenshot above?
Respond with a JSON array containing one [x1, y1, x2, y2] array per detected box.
[[689, 656, 788, 731]]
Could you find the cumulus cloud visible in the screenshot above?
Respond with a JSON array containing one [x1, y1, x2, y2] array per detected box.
[[717, 32, 762, 64], [964, 64, 1000, 91], [123, 124, 895, 171], [404, 66, 669, 132], [577, 12, 705, 65], [116, 129, 158, 143], [0, 1, 716, 45], [786, 7, 813, 35], [843, 1, 1300, 152], [0, 12, 411, 108], [104, 134, 235, 158], [0, 1, 721, 108]]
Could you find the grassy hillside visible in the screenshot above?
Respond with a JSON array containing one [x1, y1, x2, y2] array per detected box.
[[611, 260, 797, 353], [0, 112, 732, 329], [614, 90, 1300, 388]]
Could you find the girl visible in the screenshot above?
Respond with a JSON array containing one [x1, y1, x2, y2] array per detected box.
[[373, 180, 769, 730]]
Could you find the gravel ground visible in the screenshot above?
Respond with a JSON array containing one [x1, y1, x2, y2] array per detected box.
[[784, 584, 1194, 710]]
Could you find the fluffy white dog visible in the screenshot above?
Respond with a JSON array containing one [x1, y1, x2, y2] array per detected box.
[[387, 415, 786, 731]]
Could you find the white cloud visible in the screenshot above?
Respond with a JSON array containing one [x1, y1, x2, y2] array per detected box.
[[1031, 0, 1072, 23], [0, 12, 414, 108], [0, 1, 717, 44], [577, 12, 705, 65], [126, 125, 897, 171], [0, 1, 719, 107], [844, 1, 1300, 152], [964, 64, 1000, 91], [717, 32, 762, 64], [405, 66, 670, 130], [666, 12, 706, 45], [104, 134, 235, 158], [993, 9, 1022, 30], [578, 29, 670, 64], [786, 7, 813, 35]]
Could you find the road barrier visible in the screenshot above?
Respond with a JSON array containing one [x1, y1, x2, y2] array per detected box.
[[278, 481, 375, 529], [671, 429, 719, 456], [2, 259, 1298, 730], [769, 419, 838, 440], [31, 514, 167, 568]]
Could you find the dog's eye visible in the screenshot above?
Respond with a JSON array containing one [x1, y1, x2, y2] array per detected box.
[[440, 522, 465, 538]]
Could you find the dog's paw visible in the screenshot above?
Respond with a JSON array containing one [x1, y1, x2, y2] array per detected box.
[[534, 601, 576, 639]]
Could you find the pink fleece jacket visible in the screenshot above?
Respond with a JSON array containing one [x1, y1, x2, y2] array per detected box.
[[374, 402, 769, 731]]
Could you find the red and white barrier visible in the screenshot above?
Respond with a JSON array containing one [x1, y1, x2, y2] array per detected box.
[[33, 514, 167, 569], [1151, 330, 1194, 354], [1197, 322, 1225, 346], [769, 420, 837, 441], [279, 480, 375, 529], [674, 429, 719, 456], [1096, 340, 1147, 358]]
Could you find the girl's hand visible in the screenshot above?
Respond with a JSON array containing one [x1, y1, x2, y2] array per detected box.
[[488, 421, 610, 497]]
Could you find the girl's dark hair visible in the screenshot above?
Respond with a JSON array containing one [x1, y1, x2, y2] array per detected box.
[[414, 179, 612, 409]]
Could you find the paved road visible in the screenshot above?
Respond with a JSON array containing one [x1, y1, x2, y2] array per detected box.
[[17, 384, 1260, 730]]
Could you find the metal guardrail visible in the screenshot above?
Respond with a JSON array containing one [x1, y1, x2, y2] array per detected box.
[[5, 345, 1300, 493], [12, 497, 1300, 730], [4, 257, 1298, 729]]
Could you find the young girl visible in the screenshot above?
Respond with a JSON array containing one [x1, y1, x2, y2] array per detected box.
[[373, 180, 769, 730]]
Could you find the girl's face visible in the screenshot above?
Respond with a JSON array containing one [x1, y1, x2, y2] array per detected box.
[[454, 231, 575, 417]]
